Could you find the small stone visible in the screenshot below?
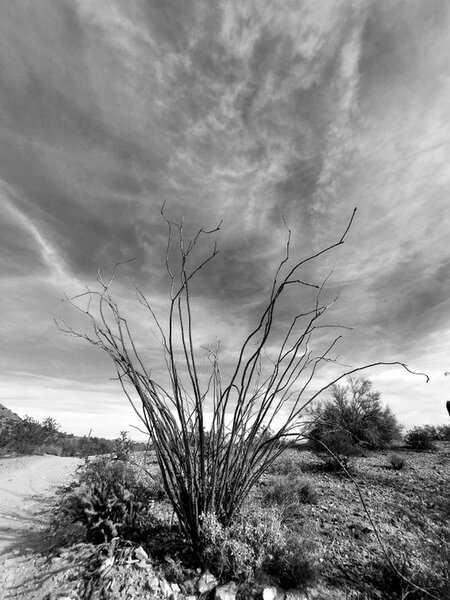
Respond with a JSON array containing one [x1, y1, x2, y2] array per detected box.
[[181, 578, 196, 595], [263, 586, 285, 600], [160, 578, 173, 598], [171, 582, 181, 594], [197, 570, 218, 594], [98, 556, 114, 574], [216, 582, 238, 600], [134, 545, 149, 561], [149, 576, 160, 591]]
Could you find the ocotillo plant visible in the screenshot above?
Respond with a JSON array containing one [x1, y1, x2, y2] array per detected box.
[[58, 207, 428, 552]]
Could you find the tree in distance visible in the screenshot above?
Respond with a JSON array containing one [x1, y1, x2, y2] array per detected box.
[[308, 377, 402, 469]]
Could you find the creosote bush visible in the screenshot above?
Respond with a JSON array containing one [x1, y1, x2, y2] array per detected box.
[[389, 454, 406, 470], [404, 426, 437, 452], [200, 504, 318, 588], [59, 208, 428, 553]]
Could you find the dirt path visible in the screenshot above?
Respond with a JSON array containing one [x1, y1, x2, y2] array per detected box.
[[0, 455, 83, 598]]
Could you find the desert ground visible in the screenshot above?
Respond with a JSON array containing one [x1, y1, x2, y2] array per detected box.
[[0, 446, 448, 600], [0, 455, 82, 599]]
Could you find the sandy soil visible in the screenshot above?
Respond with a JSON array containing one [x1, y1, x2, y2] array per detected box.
[[0, 455, 82, 599]]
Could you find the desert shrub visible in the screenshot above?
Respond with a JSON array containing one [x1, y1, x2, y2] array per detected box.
[[310, 430, 360, 473], [407, 424, 450, 442], [369, 553, 450, 600], [77, 435, 115, 457], [404, 426, 437, 451], [389, 454, 406, 470], [41, 416, 60, 435], [113, 431, 132, 461], [53, 456, 159, 544], [201, 505, 286, 582], [0, 416, 61, 454], [59, 436, 81, 456], [437, 424, 450, 441], [41, 443, 63, 456], [308, 377, 402, 469], [266, 451, 302, 476], [261, 475, 317, 521], [200, 504, 318, 588], [263, 532, 320, 590]]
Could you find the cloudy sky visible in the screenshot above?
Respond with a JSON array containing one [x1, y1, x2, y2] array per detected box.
[[1, 0, 450, 439]]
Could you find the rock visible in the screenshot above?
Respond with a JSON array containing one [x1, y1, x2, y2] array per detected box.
[[149, 576, 160, 592], [263, 586, 285, 600], [181, 578, 197, 595], [171, 582, 181, 596], [215, 582, 238, 600], [160, 578, 173, 598], [197, 570, 218, 594], [134, 546, 149, 561], [98, 556, 114, 575]]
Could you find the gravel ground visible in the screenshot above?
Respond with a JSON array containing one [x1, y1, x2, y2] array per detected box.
[[0, 445, 448, 599]]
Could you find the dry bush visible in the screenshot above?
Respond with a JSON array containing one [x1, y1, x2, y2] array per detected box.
[[201, 504, 319, 588], [404, 426, 437, 452], [260, 474, 317, 525], [389, 454, 406, 470]]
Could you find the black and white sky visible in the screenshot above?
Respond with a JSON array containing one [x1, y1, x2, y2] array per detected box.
[[1, 0, 450, 438]]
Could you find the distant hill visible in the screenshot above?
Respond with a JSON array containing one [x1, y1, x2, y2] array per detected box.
[[0, 403, 22, 426]]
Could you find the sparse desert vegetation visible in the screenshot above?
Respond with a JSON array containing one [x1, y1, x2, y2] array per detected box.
[[1, 403, 449, 598], [34, 436, 450, 599], [13, 214, 440, 599], [0, 409, 146, 458]]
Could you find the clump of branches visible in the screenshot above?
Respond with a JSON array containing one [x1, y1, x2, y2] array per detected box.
[[58, 207, 427, 553]]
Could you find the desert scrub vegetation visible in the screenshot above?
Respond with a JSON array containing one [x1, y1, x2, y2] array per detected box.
[[59, 207, 428, 570], [308, 377, 402, 470], [201, 504, 319, 589], [404, 426, 437, 451], [0, 415, 61, 455], [0, 413, 146, 457], [48, 442, 450, 599], [389, 453, 406, 470], [52, 454, 165, 545], [259, 474, 317, 525]]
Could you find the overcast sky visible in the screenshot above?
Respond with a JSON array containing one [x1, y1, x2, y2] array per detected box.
[[1, 0, 450, 439]]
